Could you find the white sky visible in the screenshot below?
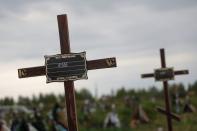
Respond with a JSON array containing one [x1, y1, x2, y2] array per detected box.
[[0, 0, 197, 99]]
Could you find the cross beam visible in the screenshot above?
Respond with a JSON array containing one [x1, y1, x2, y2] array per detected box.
[[156, 107, 181, 122], [141, 70, 189, 78], [18, 14, 117, 131], [18, 58, 116, 78], [141, 48, 189, 131]]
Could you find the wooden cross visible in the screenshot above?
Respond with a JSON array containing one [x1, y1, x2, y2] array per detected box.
[[141, 48, 189, 131], [18, 14, 117, 131]]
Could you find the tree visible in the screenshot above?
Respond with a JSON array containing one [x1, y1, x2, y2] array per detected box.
[[76, 88, 93, 100]]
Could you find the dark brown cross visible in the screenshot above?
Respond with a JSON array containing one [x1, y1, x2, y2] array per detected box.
[[141, 48, 189, 131], [18, 14, 117, 131]]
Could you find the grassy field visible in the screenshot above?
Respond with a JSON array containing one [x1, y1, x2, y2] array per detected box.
[[76, 89, 197, 131], [78, 109, 197, 131]]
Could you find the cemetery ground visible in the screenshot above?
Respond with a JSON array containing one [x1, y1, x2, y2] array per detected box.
[[78, 99, 197, 131], [0, 82, 197, 131]]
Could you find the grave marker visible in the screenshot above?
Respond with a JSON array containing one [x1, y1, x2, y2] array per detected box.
[[141, 48, 189, 131], [18, 14, 117, 131]]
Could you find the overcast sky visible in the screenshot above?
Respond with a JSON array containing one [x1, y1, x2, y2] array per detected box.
[[0, 0, 197, 99]]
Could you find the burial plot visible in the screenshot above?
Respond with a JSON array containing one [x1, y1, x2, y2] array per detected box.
[[104, 104, 121, 128], [183, 95, 196, 113], [131, 104, 150, 128]]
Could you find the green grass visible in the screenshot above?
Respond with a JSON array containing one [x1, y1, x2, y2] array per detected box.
[[77, 97, 197, 131]]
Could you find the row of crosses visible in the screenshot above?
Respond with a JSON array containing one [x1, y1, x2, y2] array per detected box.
[[18, 14, 189, 131]]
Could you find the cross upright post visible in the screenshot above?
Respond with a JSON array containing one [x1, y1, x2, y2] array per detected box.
[[58, 15, 77, 131], [160, 49, 173, 131], [18, 14, 117, 131], [141, 48, 189, 131]]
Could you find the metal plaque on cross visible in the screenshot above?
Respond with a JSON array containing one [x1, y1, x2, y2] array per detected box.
[[154, 67, 175, 81], [45, 52, 88, 83]]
